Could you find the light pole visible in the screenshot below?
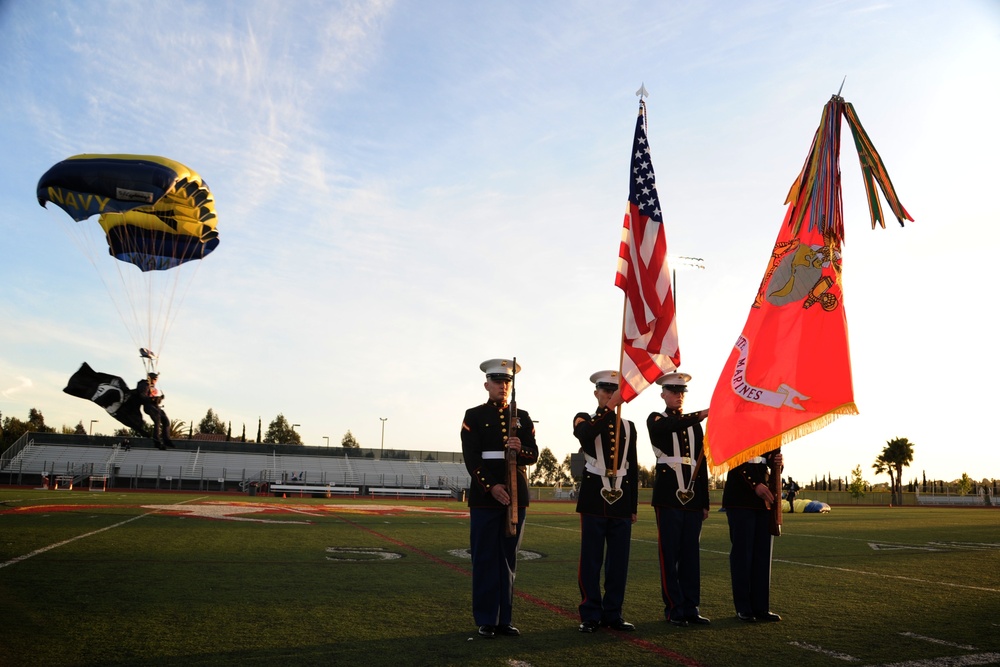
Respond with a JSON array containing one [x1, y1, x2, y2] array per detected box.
[[323, 436, 329, 449], [292, 424, 300, 444], [89, 419, 98, 435], [380, 417, 388, 453], [668, 255, 705, 309]]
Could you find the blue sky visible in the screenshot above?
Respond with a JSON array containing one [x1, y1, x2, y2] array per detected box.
[[2, 0, 997, 485]]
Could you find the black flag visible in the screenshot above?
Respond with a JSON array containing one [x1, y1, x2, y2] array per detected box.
[[64, 363, 146, 432]]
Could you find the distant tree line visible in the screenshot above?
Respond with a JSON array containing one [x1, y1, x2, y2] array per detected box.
[[2, 410, 997, 497]]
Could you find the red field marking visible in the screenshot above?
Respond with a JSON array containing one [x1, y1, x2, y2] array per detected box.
[[1, 504, 121, 514], [0, 501, 470, 519]]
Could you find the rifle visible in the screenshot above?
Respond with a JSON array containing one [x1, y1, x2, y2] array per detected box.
[[504, 357, 519, 537], [768, 448, 782, 537]]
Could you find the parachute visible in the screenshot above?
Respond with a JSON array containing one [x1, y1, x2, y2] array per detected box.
[[38, 154, 220, 372]]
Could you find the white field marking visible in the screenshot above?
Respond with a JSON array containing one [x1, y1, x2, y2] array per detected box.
[[698, 547, 1000, 594], [325, 547, 403, 561], [447, 548, 544, 561], [314, 503, 469, 516], [275, 505, 325, 518], [526, 521, 661, 546], [775, 532, 999, 553], [869, 543, 943, 552], [927, 542, 1000, 551], [862, 653, 1000, 667], [788, 641, 860, 661], [506, 660, 535, 667], [0, 496, 205, 570], [899, 632, 978, 651], [141, 504, 312, 524]]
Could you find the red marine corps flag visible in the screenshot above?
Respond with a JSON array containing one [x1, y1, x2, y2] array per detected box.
[[615, 91, 680, 402], [705, 94, 913, 470]]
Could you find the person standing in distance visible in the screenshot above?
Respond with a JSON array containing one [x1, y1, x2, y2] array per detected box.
[[722, 449, 784, 622], [648, 372, 710, 627], [461, 358, 539, 639], [572, 370, 638, 634]]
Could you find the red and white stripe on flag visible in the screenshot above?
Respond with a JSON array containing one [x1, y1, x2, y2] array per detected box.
[[614, 100, 679, 402]]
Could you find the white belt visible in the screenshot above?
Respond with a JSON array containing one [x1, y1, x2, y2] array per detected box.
[[482, 451, 505, 460], [585, 462, 628, 478], [657, 455, 692, 466], [661, 425, 698, 504], [747, 456, 766, 464]]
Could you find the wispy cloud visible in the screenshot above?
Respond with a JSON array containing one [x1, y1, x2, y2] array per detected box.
[[1, 376, 33, 400]]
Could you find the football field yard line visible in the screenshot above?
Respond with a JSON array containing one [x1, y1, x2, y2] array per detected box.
[[862, 653, 1000, 667], [788, 640, 861, 661], [698, 546, 1000, 594], [900, 632, 979, 651], [530, 520, 1000, 594], [0, 495, 206, 571]]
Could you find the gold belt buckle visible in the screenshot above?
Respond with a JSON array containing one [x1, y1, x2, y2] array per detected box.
[[681, 456, 692, 465], [606, 469, 617, 478]]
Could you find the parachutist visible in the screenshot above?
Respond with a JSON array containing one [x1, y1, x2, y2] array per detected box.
[[137, 371, 173, 450]]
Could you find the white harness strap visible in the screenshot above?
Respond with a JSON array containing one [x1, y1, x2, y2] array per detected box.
[[583, 419, 632, 500], [665, 426, 695, 491], [651, 419, 698, 497]]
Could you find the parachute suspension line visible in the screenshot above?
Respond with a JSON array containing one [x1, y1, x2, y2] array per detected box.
[[110, 215, 149, 353], [156, 258, 203, 364], [47, 207, 143, 350]]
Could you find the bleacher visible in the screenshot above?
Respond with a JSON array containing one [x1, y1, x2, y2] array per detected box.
[[915, 493, 987, 506], [1, 433, 471, 497]]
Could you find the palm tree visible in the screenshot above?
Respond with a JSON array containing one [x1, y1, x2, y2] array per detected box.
[[881, 437, 914, 505], [872, 454, 894, 502], [169, 419, 187, 440]]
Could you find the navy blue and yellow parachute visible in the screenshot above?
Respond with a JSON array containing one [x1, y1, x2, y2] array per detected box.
[[37, 154, 220, 371], [37, 154, 219, 271]]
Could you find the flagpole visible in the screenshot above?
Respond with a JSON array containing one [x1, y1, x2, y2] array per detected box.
[[612, 293, 630, 476]]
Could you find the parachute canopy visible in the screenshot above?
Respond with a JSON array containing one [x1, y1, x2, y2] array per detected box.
[[37, 154, 219, 271]]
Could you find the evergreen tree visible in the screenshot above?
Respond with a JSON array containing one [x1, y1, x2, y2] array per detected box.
[[957, 473, 973, 496], [529, 447, 570, 486], [848, 464, 866, 500], [264, 414, 302, 445], [197, 409, 226, 435]]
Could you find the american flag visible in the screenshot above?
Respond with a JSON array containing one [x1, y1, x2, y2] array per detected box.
[[614, 100, 679, 402]]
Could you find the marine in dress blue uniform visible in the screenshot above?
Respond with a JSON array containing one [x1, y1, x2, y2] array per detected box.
[[572, 370, 638, 634], [461, 359, 539, 638], [721, 449, 784, 622], [648, 372, 711, 626]]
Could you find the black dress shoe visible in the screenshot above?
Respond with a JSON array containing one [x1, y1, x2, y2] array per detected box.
[[477, 625, 495, 638], [755, 612, 781, 622], [668, 617, 689, 627], [736, 612, 756, 622], [578, 620, 599, 633], [687, 614, 711, 625], [601, 619, 635, 631], [496, 624, 520, 636]]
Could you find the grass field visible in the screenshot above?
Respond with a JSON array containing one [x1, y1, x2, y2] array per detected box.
[[1, 489, 998, 667]]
